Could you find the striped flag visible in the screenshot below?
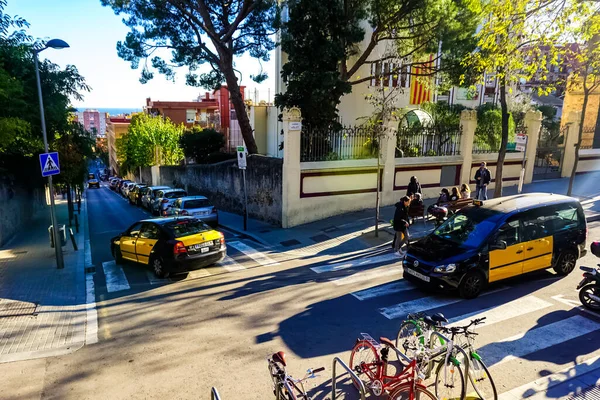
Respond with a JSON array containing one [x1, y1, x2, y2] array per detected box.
[[410, 55, 434, 105]]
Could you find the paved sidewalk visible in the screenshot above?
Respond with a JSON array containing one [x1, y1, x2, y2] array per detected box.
[[0, 196, 88, 363]]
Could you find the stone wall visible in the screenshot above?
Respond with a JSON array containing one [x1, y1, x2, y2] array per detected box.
[[159, 156, 283, 225], [0, 183, 46, 247]]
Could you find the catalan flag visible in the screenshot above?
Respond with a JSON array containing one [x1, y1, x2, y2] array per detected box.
[[410, 55, 434, 105]]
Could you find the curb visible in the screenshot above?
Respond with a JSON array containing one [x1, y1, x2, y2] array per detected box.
[[82, 191, 98, 345], [586, 213, 600, 223], [218, 222, 271, 246]]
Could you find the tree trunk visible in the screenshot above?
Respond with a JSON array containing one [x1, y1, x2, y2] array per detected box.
[[66, 183, 73, 223], [567, 84, 589, 196], [222, 62, 258, 154], [495, 79, 510, 198]]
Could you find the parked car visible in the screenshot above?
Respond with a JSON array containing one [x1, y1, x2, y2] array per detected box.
[[109, 178, 119, 190], [117, 179, 131, 195], [152, 188, 188, 216], [88, 178, 100, 189], [121, 181, 134, 196], [171, 196, 218, 227], [141, 186, 170, 210], [128, 183, 148, 205], [88, 173, 95, 180], [111, 217, 226, 278]]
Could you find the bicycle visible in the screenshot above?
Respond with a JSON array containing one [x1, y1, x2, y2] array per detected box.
[[349, 333, 437, 399], [267, 351, 324, 400]]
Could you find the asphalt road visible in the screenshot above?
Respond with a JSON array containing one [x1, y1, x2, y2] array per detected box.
[[2, 185, 600, 400]]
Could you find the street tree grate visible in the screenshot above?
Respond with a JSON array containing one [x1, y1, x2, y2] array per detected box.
[[0, 299, 38, 318], [567, 386, 600, 399]]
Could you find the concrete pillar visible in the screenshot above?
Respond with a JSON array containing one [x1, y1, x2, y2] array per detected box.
[[281, 107, 302, 228], [151, 165, 161, 186], [561, 111, 582, 178], [459, 110, 477, 185], [523, 110, 543, 184], [380, 122, 399, 204]]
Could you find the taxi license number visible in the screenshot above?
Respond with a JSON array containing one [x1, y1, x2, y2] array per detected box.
[[405, 268, 430, 282]]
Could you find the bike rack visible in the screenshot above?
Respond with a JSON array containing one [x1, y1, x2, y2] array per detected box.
[[211, 387, 221, 400], [331, 356, 366, 400], [429, 331, 470, 393]]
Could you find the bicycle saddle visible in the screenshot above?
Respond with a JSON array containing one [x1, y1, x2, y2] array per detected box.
[[432, 313, 448, 324], [379, 337, 397, 349], [272, 351, 287, 366], [423, 316, 436, 326]]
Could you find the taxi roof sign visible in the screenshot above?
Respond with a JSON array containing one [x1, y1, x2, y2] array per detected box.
[[473, 199, 484, 206]]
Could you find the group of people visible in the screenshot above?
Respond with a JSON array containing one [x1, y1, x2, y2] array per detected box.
[[392, 162, 493, 257]]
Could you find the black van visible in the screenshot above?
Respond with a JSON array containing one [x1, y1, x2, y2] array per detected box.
[[403, 193, 587, 299]]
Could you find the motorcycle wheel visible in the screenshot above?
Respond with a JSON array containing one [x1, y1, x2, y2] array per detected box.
[[579, 284, 600, 311]]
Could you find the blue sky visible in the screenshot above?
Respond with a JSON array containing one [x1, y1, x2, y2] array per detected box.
[[6, 0, 275, 109]]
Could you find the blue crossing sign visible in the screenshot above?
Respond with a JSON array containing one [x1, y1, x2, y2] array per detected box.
[[39, 152, 60, 177]]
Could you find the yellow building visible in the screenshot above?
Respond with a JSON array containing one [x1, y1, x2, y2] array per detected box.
[[561, 80, 600, 148], [105, 116, 132, 176]]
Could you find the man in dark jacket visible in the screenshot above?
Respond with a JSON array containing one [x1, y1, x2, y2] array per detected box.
[[474, 162, 492, 200], [393, 196, 411, 256], [406, 176, 422, 198]]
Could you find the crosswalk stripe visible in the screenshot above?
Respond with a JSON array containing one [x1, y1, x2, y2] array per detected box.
[[448, 296, 553, 328], [102, 261, 130, 292], [484, 314, 600, 366], [352, 280, 416, 300], [330, 265, 403, 286], [187, 269, 211, 279], [218, 256, 245, 272], [227, 241, 279, 266], [378, 286, 509, 319], [146, 270, 168, 285], [311, 253, 398, 274]]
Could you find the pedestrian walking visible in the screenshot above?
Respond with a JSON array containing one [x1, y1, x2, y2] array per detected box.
[[460, 183, 471, 199], [406, 176, 422, 198], [393, 196, 411, 257], [474, 162, 492, 200]]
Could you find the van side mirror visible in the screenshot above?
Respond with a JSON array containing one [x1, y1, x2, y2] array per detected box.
[[490, 240, 507, 250]]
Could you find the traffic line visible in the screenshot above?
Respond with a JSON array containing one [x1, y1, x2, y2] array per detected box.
[[85, 274, 98, 345], [84, 240, 92, 268], [218, 255, 245, 272], [484, 314, 600, 367], [330, 265, 403, 286], [552, 294, 600, 318], [187, 269, 211, 279], [352, 280, 416, 300], [311, 252, 398, 274], [378, 286, 509, 319], [448, 295, 553, 328], [146, 270, 168, 285], [102, 261, 131, 292], [227, 241, 279, 266]]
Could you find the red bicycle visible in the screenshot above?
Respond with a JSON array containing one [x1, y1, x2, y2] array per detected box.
[[349, 333, 437, 400]]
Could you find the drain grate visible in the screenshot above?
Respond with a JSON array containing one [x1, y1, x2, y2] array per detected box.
[[280, 239, 301, 247], [310, 234, 330, 243], [0, 299, 38, 317], [568, 386, 600, 399]]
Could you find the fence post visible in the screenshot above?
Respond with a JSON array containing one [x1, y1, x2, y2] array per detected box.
[[561, 111, 582, 178], [281, 107, 302, 228], [381, 121, 398, 205], [523, 110, 543, 184], [459, 110, 478, 187]]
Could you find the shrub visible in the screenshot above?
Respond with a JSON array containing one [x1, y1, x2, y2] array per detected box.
[[179, 127, 226, 163]]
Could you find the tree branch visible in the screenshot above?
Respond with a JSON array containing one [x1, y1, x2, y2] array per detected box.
[[222, 0, 255, 42]]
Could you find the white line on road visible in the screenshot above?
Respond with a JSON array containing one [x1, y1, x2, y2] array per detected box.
[[218, 255, 245, 272], [227, 241, 280, 266], [187, 269, 211, 279], [85, 274, 98, 345], [484, 314, 600, 367], [352, 280, 416, 300], [146, 270, 168, 285], [84, 240, 92, 268], [330, 265, 403, 286], [311, 252, 398, 274], [551, 294, 600, 318], [102, 261, 131, 292]]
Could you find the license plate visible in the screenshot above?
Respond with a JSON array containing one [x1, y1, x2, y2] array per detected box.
[[406, 268, 430, 282], [200, 247, 209, 253], [194, 211, 210, 216], [190, 241, 213, 250]]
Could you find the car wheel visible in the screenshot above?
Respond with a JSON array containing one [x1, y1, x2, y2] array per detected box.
[[113, 246, 123, 264], [553, 249, 577, 275], [151, 257, 169, 279], [459, 270, 485, 299]]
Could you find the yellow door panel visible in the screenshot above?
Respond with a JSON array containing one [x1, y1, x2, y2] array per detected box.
[[522, 235, 553, 273], [120, 236, 138, 262], [135, 238, 158, 265], [489, 243, 524, 283]]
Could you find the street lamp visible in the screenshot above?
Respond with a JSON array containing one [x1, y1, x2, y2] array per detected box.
[[34, 38, 70, 269]]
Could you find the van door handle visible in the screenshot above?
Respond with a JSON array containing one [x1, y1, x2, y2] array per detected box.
[[516, 250, 523, 254], [527, 247, 534, 251]]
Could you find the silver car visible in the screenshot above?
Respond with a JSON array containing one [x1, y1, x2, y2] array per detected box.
[[141, 186, 170, 210], [171, 196, 218, 227], [122, 182, 137, 198], [152, 188, 187, 216]]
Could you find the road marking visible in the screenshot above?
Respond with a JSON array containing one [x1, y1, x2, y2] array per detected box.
[[352, 280, 416, 300], [146, 270, 168, 285], [448, 296, 553, 328], [227, 241, 280, 266], [330, 265, 403, 286], [485, 314, 600, 367], [84, 240, 92, 268], [187, 269, 211, 279], [552, 294, 600, 318], [102, 261, 131, 292], [85, 274, 98, 345], [379, 286, 509, 319], [311, 252, 398, 274], [218, 255, 245, 272]]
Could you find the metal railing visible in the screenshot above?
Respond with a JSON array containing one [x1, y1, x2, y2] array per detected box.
[[396, 125, 462, 157], [211, 387, 221, 400], [301, 126, 377, 162], [331, 356, 366, 400]]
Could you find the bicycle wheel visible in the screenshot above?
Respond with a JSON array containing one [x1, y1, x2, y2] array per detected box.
[[469, 357, 497, 400], [396, 321, 421, 359], [389, 382, 437, 400], [434, 357, 466, 400], [349, 340, 381, 391]]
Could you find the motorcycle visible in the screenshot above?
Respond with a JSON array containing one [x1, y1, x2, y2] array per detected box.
[[577, 241, 600, 312]]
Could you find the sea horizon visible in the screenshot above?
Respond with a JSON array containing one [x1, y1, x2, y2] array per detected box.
[[73, 107, 143, 116]]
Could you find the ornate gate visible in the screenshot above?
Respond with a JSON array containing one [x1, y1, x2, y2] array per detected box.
[[533, 126, 564, 181]]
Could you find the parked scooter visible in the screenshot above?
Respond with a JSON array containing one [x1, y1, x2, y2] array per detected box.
[[577, 241, 600, 312]]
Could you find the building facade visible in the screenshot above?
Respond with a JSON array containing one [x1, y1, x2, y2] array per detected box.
[[75, 109, 108, 137], [106, 116, 132, 176]]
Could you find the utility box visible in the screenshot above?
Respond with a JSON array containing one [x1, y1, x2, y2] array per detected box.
[[48, 224, 67, 248]]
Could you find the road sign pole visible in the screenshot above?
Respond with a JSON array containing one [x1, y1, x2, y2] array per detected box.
[[35, 51, 64, 269], [242, 168, 248, 231], [518, 136, 528, 194]]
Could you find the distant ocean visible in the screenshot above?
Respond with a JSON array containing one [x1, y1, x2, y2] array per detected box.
[[74, 107, 142, 116]]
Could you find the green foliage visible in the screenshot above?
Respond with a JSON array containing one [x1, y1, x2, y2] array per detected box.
[[474, 104, 515, 152], [179, 127, 226, 163], [117, 114, 184, 173], [420, 102, 467, 130], [52, 122, 95, 186]]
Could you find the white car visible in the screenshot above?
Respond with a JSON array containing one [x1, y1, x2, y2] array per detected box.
[[141, 186, 170, 210], [171, 196, 218, 227], [122, 182, 137, 198]]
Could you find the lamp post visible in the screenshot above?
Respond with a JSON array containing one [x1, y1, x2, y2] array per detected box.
[[34, 38, 70, 269]]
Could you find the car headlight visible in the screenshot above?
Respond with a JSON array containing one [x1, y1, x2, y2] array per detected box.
[[434, 263, 456, 273]]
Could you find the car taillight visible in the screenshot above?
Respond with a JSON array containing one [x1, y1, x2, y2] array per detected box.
[[173, 241, 187, 255], [181, 210, 189, 216], [219, 232, 225, 245]]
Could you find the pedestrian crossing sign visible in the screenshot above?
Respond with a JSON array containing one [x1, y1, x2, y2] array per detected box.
[[39, 152, 60, 177]]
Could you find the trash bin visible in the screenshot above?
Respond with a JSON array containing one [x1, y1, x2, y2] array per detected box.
[[48, 224, 67, 248]]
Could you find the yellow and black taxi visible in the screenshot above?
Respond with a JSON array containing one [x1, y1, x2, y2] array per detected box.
[[111, 216, 226, 278], [88, 178, 100, 189], [403, 193, 587, 299]]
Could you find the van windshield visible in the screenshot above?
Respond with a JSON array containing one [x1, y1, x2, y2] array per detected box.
[[433, 208, 502, 249]]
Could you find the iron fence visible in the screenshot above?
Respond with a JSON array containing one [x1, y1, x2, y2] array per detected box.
[[300, 125, 377, 162], [396, 125, 461, 157], [581, 126, 595, 149]]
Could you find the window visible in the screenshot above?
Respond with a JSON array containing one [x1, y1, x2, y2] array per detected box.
[[186, 109, 196, 123], [127, 222, 143, 237], [165, 190, 187, 199], [139, 223, 160, 239], [433, 208, 501, 249], [183, 199, 210, 209], [495, 219, 520, 247]]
